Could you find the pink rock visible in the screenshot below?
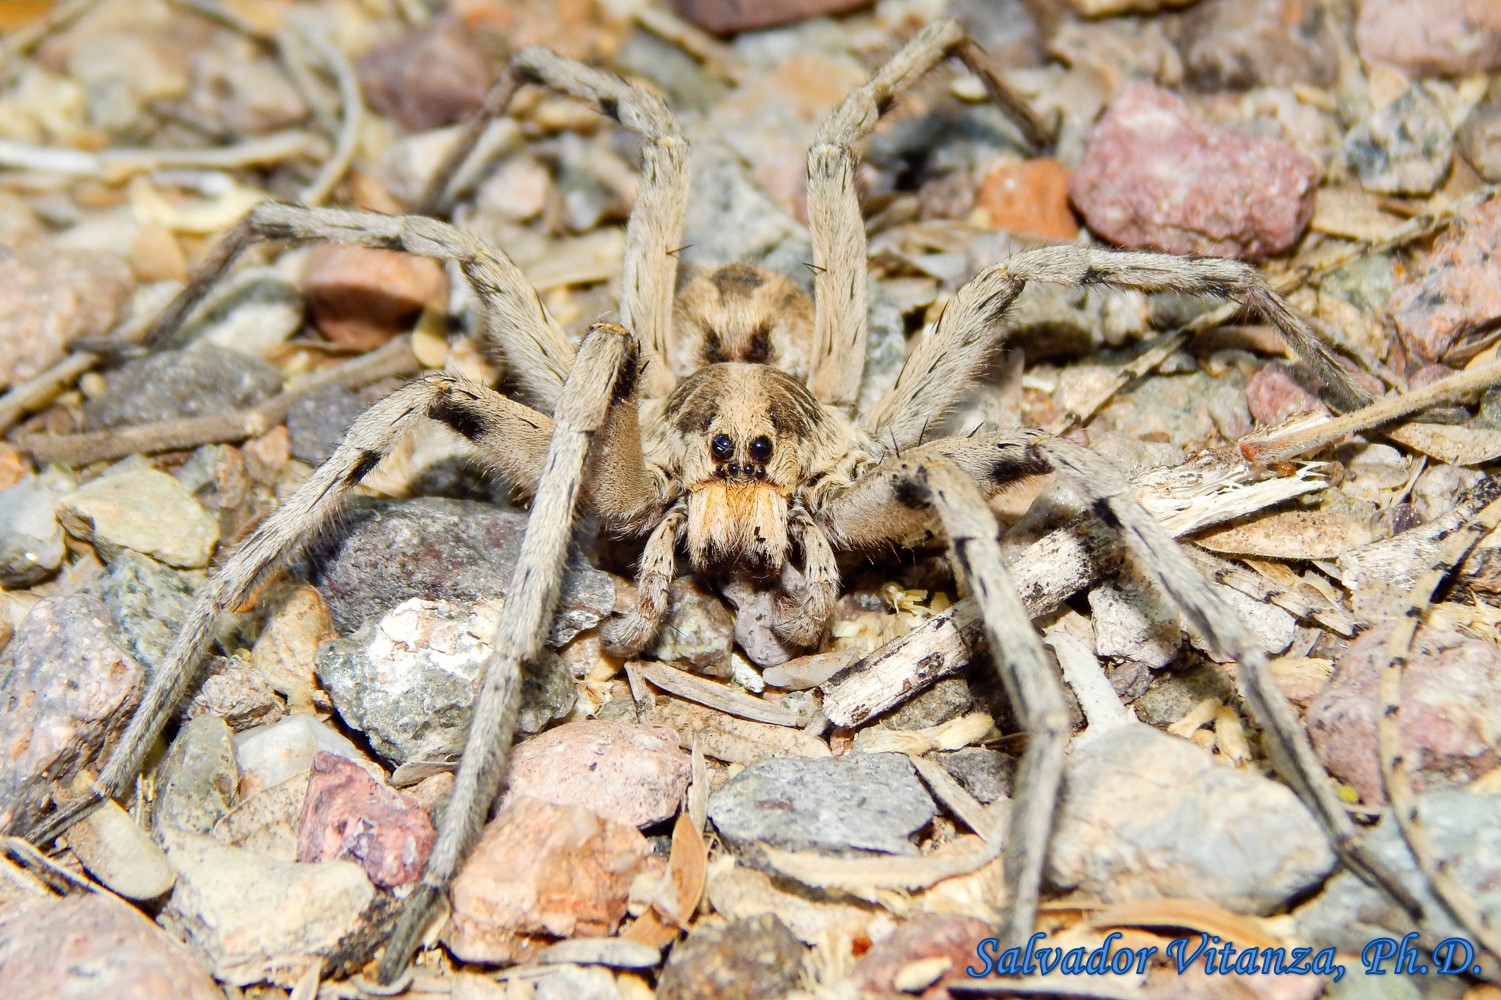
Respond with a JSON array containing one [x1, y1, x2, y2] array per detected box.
[[301, 244, 448, 351], [1356, 0, 1501, 77], [1068, 83, 1318, 259], [1245, 362, 1329, 426], [0, 245, 133, 389], [357, 16, 495, 131], [296, 751, 435, 888], [1307, 625, 1501, 806], [852, 914, 994, 996], [444, 796, 655, 964], [500, 720, 690, 828], [1387, 195, 1501, 363], [674, 0, 871, 35], [0, 893, 221, 1000]]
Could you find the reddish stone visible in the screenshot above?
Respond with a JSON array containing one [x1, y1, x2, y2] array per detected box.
[[1308, 625, 1501, 806], [975, 158, 1080, 241], [301, 244, 448, 351], [1356, 0, 1501, 77], [852, 914, 994, 998], [357, 16, 496, 132], [0, 893, 221, 1000], [499, 720, 690, 829], [1068, 83, 1318, 259], [1245, 362, 1328, 426], [443, 796, 654, 964], [674, 0, 871, 35], [1387, 195, 1501, 363], [296, 750, 435, 888]]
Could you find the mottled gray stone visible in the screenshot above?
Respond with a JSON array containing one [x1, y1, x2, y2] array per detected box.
[[316, 598, 575, 765], [57, 466, 220, 569], [936, 748, 1015, 805], [1344, 85, 1455, 196], [649, 577, 734, 675], [0, 468, 73, 587], [153, 714, 239, 837], [83, 349, 281, 430], [1296, 791, 1501, 963], [880, 676, 973, 731], [81, 550, 200, 676], [1048, 724, 1336, 914], [305, 497, 613, 644], [708, 752, 936, 857], [1131, 662, 1235, 727], [0, 595, 144, 834], [657, 913, 805, 1000]]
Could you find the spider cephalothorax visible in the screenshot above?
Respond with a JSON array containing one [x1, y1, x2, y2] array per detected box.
[[20, 18, 1420, 989]]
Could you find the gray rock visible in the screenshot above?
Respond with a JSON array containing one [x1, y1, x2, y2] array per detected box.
[[881, 676, 973, 731], [708, 752, 937, 857], [1131, 661, 1235, 728], [83, 349, 281, 430], [1458, 97, 1501, 183], [1344, 85, 1455, 196], [1048, 724, 1336, 914], [57, 467, 220, 569], [184, 654, 284, 731], [0, 468, 73, 587], [176, 267, 304, 356], [81, 550, 201, 676], [305, 497, 613, 644], [1089, 569, 1182, 670], [316, 597, 575, 765], [936, 748, 1015, 804], [153, 714, 239, 837], [286, 381, 386, 465], [657, 914, 804, 1000], [0, 595, 144, 834], [649, 577, 734, 674], [1180, 0, 1338, 90], [1296, 790, 1501, 960], [0, 893, 222, 1000], [160, 830, 374, 988]]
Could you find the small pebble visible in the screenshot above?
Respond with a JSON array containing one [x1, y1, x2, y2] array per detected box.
[[306, 497, 614, 643], [852, 914, 991, 997], [296, 750, 435, 888], [80, 550, 198, 674], [0, 468, 74, 587], [1068, 82, 1318, 258], [648, 577, 735, 675], [1047, 724, 1335, 913], [673, 0, 870, 35], [183, 267, 304, 357], [316, 597, 574, 765], [656, 914, 805, 1000], [936, 747, 1015, 804], [185, 653, 283, 730], [250, 583, 335, 709], [0, 893, 221, 1000], [1388, 194, 1501, 363], [66, 798, 175, 900], [233, 713, 369, 797], [301, 244, 448, 351], [1355, 0, 1501, 77], [1245, 361, 1330, 426], [974, 158, 1079, 241], [160, 831, 374, 988], [443, 796, 653, 965], [1296, 789, 1501, 955], [498, 720, 690, 829], [1088, 569, 1182, 670], [0, 595, 143, 834], [708, 752, 936, 856], [1307, 625, 1501, 806], [1179, 0, 1338, 90], [1343, 85, 1454, 196], [152, 714, 239, 837], [1458, 97, 1501, 182], [83, 349, 281, 431], [58, 466, 219, 570], [357, 15, 497, 131], [0, 245, 133, 388]]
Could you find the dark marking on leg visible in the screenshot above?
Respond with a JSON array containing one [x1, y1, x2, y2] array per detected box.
[[345, 448, 383, 485]]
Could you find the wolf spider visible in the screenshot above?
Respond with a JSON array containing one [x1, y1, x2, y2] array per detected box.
[[23, 18, 1417, 986]]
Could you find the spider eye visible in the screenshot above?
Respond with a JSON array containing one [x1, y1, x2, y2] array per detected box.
[[711, 434, 734, 461], [749, 436, 773, 462]]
